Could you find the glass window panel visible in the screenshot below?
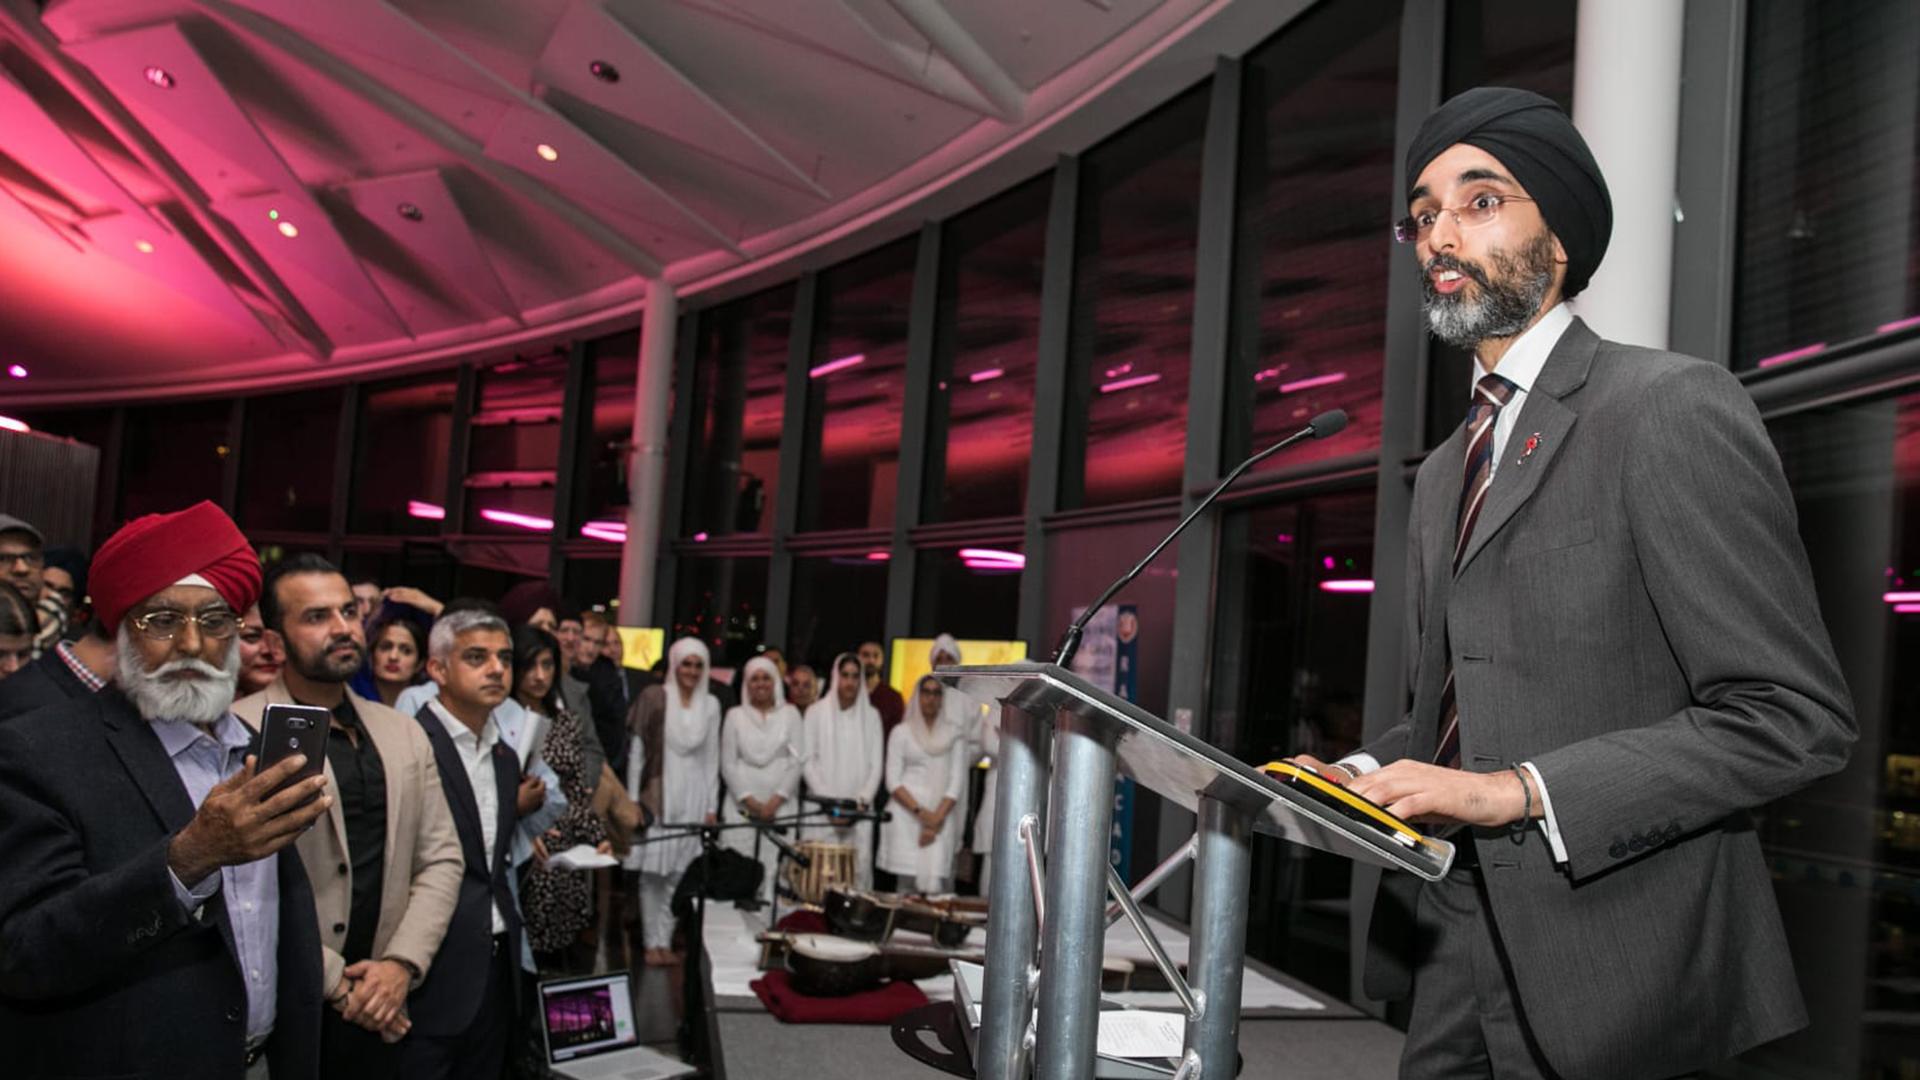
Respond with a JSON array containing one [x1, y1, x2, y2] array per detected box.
[[1071, 84, 1209, 509], [563, 556, 623, 619], [1208, 489, 1376, 997], [351, 372, 456, 536], [1740, 388, 1920, 1076], [1733, 0, 1920, 371], [238, 388, 341, 534], [671, 556, 769, 669], [1424, 0, 1579, 450], [785, 553, 889, 669], [911, 544, 1023, 641], [1229, 0, 1401, 473], [929, 175, 1049, 522], [799, 238, 917, 533], [119, 400, 228, 522], [686, 286, 793, 537], [465, 353, 565, 536], [580, 330, 640, 538]]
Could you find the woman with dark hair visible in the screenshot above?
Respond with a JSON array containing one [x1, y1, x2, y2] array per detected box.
[[0, 581, 38, 680], [512, 624, 609, 970], [350, 607, 431, 706]]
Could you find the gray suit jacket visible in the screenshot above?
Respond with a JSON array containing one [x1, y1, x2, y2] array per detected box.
[[1358, 318, 1855, 1079]]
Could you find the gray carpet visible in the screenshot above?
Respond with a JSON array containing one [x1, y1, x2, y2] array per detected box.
[[712, 1011, 1406, 1079]]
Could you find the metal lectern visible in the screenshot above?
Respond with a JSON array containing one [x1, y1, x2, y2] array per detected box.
[[938, 662, 1454, 1080]]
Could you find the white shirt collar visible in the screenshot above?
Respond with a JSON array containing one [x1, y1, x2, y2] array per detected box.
[[428, 698, 498, 751], [1472, 302, 1572, 395]]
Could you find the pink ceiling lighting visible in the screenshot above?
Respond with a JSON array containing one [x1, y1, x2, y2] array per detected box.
[[959, 547, 1025, 572], [1098, 373, 1162, 394], [1884, 592, 1920, 604], [6, 365, 25, 378], [406, 500, 446, 520], [809, 353, 866, 378], [480, 508, 554, 531], [692, 532, 710, 542], [1278, 371, 1347, 394], [1756, 343, 1827, 369], [968, 368, 1005, 383], [1319, 579, 1375, 593], [1896, 604, 1920, 614], [580, 520, 627, 543], [866, 551, 891, 561], [1878, 314, 1920, 335], [0, 416, 30, 433]]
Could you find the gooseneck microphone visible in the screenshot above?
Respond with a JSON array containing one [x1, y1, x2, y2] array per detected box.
[[1053, 408, 1349, 668]]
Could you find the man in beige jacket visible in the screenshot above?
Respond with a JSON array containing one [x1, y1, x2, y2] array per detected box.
[[234, 554, 462, 1079]]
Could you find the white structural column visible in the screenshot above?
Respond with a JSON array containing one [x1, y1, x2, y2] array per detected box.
[[1569, 0, 1685, 349], [618, 278, 678, 622]]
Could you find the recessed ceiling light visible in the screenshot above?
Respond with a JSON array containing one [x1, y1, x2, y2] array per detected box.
[[277, 221, 299, 238], [536, 143, 559, 162], [6, 365, 27, 379], [134, 240, 154, 254], [144, 66, 174, 89], [397, 202, 423, 222], [589, 60, 620, 83]]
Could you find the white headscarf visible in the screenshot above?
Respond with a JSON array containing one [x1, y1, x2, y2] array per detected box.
[[928, 634, 979, 735], [665, 636, 714, 753], [929, 634, 962, 669], [741, 655, 786, 709], [908, 673, 962, 757]]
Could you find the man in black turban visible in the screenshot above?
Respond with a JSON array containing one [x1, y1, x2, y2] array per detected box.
[[1291, 87, 1854, 1078]]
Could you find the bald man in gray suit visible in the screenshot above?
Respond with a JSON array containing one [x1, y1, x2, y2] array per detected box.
[[1294, 89, 1855, 1079]]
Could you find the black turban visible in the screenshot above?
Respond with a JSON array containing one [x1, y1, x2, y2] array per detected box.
[[1405, 87, 1612, 299]]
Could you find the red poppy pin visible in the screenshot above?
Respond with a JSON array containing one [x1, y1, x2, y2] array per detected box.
[[1520, 432, 1542, 463]]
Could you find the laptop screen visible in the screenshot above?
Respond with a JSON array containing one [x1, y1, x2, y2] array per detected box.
[[541, 972, 640, 1063]]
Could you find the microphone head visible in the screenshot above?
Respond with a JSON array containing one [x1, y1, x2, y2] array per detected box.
[[1309, 409, 1349, 438]]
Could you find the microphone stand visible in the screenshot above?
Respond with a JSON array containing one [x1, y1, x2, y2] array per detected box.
[[1054, 408, 1349, 668]]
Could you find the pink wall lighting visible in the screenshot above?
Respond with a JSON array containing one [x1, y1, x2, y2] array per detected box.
[[1319, 579, 1375, 593], [407, 500, 446, 520], [479, 508, 554, 531]]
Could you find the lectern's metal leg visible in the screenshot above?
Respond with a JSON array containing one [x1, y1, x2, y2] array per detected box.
[[1032, 710, 1118, 1080], [1184, 797, 1254, 1078], [979, 703, 1049, 1080]]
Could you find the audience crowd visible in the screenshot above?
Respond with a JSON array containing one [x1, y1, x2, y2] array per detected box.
[[0, 503, 995, 1080]]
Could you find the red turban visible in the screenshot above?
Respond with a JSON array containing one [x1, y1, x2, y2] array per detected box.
[[90, 501, 261, 631]]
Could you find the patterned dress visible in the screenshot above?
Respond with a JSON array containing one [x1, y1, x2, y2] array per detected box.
[[520, 705, 608, 957]]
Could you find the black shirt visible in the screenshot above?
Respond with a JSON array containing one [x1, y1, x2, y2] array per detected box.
[[319, 695, 388, 964]]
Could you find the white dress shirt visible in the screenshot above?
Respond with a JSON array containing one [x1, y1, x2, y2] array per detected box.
[[1340, 303, 1573, 863], [428, 701, 509, 933]]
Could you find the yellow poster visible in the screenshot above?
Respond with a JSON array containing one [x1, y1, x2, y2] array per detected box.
[[889, 638, 1029, 697], [614, 626, 666, 671]]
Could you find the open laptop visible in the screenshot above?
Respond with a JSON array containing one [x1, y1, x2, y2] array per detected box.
[[539, 971, 697, 1080]]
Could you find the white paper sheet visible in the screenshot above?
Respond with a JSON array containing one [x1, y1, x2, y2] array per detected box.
[[1096, 1009, 1186, 1060]]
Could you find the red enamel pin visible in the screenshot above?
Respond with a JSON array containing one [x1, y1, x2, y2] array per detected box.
[[1520, 432, 1542, 463]]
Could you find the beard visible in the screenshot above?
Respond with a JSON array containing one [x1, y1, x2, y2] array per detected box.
[[1421, 230, 1557, 348], [115, 628, 241, 725], [289, 634, 364, 683]]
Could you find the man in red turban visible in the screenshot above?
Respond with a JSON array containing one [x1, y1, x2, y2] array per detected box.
[[0, 500, 331, 1080]]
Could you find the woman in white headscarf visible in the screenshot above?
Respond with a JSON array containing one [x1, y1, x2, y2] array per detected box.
[[719, 655, 803, 904], [880, 675, 970, 894], [801, 651, 885, 889], [929, 634, 988, 885], [625, 636, 722, 965]]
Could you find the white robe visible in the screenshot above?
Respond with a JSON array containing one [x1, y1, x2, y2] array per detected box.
[[719, 702, 803, 897], [800, 692, 884, 887], [973, 709, 1002, 855], [628, 690, 722, 876], [880, 714, 968, 886]]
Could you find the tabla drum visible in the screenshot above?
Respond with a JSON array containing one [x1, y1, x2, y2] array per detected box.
[[788, 842, 857, 904]]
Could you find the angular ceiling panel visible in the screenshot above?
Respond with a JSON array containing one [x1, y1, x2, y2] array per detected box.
[[535, 2, 826, 198], [6, 0, 1234, 399], [337, 168, 522, 325]]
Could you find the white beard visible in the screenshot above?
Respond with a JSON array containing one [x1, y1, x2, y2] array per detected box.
[[115, 627, 241, 725]]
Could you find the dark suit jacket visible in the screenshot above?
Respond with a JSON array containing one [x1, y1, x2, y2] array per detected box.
[[407, 705, 522, 1037], [0, 687, 323, 1080], [0, 650, 92, 721], [1359, 319, 1855, 1078]]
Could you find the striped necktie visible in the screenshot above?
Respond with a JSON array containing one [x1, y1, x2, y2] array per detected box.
[[1433, 372, 1518, 768]]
